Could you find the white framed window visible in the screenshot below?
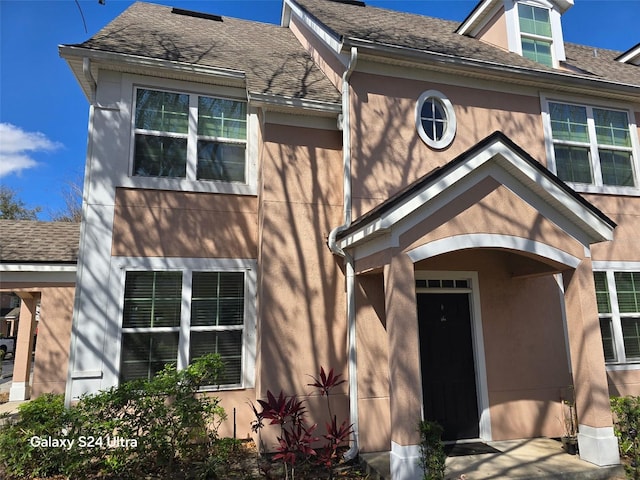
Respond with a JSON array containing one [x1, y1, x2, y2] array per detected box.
[[544, 99, 639, 193], [116, 258, 256, 389], [594, 268, 640, 366], [133, 87, 247, 183], [415, 90, 456, 150], [517, 3, 553, 67], [505, 0, 566, 67]]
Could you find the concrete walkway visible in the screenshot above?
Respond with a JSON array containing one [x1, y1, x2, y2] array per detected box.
[[361, 438, 624, 479]]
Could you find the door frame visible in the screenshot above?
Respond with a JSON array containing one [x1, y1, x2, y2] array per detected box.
[[415, 270, 492, 441]]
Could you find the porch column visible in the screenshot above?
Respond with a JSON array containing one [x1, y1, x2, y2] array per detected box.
[[384, 253, 422, 480], [563, 259, 620, 466], [9, 293, 38, 401]]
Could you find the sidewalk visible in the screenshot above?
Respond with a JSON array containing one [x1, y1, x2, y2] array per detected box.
[[361, 438, 624, 479]]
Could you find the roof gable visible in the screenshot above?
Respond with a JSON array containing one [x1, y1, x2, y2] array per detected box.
[[336, 131, 615, 253]]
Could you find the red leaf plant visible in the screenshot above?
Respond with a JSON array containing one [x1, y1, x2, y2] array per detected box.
[[250, 367, 353, 479]]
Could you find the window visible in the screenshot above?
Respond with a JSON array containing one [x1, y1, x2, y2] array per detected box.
[[133, 88, 247, 183], [518, 4, 553, 67], [120, 268, 251, 386], [595, 270, 640, 364], [415, 90, 456, 149], [548, 101, 637, 188]]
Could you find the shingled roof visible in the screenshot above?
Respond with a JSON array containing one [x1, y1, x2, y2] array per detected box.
[[0, 221, 80, 264], [292, 0, 640, 88], [66, 2, 341, 104]]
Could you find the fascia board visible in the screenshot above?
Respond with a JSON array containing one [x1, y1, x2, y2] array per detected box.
[[456, 0, 502, 36], [0, 263, 77, 273], [284, 0, 344, 54], [342, 38, 640, 98], [616, 44, 640, 64], [59, 45, 247, 84]]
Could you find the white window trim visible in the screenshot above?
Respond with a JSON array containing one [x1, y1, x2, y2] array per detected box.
[[414, 270, 492, 441], [112, 257, 257, 390], [541, 94, 640, 196], [415, 90, 456, 150], [593, 261, 640, 371], [121, 74, 258, 196], [505, 0, 566, 66]]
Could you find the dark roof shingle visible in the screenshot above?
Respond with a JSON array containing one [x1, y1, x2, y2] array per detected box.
[[71, 2, 341, 104], [293, 0, 640, 88], [0, 221, 80, 264]]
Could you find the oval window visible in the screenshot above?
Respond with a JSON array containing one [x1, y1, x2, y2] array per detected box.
[[415, 90, 456, 149]]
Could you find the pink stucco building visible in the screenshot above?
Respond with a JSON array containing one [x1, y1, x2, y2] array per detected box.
[[54, 0, 640, 478]]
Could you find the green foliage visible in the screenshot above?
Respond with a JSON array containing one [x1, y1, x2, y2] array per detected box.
[[0, 186, 41, 220], [0, 354, 228, 479], [418, 420, 446, 480], [612, 396, 640, 479]]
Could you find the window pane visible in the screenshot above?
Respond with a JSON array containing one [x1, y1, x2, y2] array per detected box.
[[594, 272, 611, 314], [519, 4, 551, 37], [133, 134, 187, 178], [521, 38, 552, 66], [190, 330, 242, 385], [594, 109, 631, 147], [198, 97, 247, 139], [420, 98, 447, 141], [123, 272, 182, 328], [599, 149, 635, 187], [615, 272, 640, 314], [120, 332, 179, 382], [197, 141, 246, 182], [549, 103, 589, 142], [191, 272, 244, 326], [135, 89, 189, 133], [600, 317, 616, 362], [554, 145, 593, 183], [622, 317, 640, 359]]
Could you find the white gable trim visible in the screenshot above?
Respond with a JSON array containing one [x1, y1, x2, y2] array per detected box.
[[616, 45, 640, 65], [407, 234, 581, 267], [283, 0, 343, 54], [337, 135, 614, 257]]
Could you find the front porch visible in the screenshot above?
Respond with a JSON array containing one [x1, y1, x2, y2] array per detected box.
[[361, 437, 624, 479]]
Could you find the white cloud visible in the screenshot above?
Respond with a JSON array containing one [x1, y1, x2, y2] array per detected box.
[[0, 123, 62, 177]]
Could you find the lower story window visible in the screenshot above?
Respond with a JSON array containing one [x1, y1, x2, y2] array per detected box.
[[595, 270, 640, 364], [120, 268, 250, 386]]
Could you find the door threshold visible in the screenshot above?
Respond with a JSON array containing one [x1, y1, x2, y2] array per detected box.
[[443, 438, 485, 445]]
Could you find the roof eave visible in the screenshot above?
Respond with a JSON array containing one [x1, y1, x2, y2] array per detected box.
[[341, 37, 640, 100]]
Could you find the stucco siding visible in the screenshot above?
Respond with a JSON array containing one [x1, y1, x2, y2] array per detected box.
[[349, 72, 545, 217], [111, 188, 258, 258]]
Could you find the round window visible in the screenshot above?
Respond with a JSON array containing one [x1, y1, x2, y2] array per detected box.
[[415, 90, 456, 149]]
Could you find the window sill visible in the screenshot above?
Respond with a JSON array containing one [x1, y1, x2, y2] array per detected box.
[[605, 362, 640, 371], [568, 183, 640, 197], [121, 176, 257, 196], [198, 384, 251, 393]]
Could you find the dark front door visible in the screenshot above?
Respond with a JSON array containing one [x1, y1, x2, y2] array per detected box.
[[418, 293, 479, 441]]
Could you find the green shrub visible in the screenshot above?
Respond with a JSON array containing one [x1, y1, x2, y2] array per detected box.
[[612, 396, 640, 479], [0, 354, 228, 479], [418, 420, 446, 480]]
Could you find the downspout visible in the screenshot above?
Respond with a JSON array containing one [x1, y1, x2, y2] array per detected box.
[[82, 57, 97, 105], [327, 46, 359, 461]]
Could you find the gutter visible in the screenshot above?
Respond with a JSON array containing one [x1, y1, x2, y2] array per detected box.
[[342, 37, 640, 99], [327, 46, 359, 461]]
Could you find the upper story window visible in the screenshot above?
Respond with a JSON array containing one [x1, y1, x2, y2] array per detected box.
[[546, 100, 638, 189], [416, 90, 456, 150], [133, 88, 247, 183], [595, 270, 640, 364], [518, 3, 553, 67]]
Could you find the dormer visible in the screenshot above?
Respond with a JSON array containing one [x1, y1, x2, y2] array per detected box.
[[457, 0, 573, 68]]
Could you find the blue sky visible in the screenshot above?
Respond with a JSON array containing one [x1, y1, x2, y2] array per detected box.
[[1, 0, 638, 220]]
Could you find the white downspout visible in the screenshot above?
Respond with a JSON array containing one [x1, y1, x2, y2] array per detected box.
[[327, 46, 359, 461]]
